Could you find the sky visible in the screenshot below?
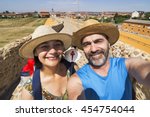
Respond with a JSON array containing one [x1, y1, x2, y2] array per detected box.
[[0, 0, 150, 12]]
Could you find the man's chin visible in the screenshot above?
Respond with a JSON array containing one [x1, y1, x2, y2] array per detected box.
[[89, 58, 106, 67], [91, 64, 104, 68]]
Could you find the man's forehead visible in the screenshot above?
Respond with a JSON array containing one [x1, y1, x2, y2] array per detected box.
[[82, 34, 107, 42]]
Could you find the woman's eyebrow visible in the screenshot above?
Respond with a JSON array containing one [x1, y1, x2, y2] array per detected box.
[[37, 43, 48, 48]]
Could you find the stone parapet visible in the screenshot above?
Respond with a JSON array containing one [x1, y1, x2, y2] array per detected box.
[[0, 35, 31, 99]]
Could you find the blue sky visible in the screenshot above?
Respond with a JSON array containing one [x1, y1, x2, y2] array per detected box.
[[0, 0, 150, 12]]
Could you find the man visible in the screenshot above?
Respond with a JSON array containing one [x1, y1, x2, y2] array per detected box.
[[67, 19, 150, 100]]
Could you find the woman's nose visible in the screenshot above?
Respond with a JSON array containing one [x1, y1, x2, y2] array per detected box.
[[47, 47, 57, 54]]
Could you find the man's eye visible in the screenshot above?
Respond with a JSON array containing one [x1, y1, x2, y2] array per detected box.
[[82, 42, 91, 47], [94, 39, 103, 44]]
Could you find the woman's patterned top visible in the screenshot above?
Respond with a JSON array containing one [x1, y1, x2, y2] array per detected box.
[[23, 78, 68, 100]]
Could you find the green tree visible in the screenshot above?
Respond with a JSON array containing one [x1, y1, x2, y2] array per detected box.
[[114, 14, 130, 24], [144, 12, 150, 20]]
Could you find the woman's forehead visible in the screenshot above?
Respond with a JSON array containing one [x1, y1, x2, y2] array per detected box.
[[40, 40, 63, 45]]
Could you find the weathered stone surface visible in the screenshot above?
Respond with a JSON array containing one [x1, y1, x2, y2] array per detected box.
[[0, 35, 31, 99]]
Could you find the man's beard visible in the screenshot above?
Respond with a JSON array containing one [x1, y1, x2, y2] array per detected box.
[[85, 46, 109, 67]]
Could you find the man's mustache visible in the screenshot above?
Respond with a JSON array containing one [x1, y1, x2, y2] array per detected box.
[[89, 50, 105, 56]]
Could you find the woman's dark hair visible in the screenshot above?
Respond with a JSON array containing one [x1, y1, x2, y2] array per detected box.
[[34, 56, 43, 69]]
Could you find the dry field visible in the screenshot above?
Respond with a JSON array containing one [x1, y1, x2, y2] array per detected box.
[[0, 18, 47, 47]]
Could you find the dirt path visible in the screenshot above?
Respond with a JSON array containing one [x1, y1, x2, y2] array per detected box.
[[44, 18, 58, 26]]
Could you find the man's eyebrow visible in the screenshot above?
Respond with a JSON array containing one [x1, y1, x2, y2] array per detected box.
[[94, 38, 105, 40], [81, 41, 90, 44], [83, 38, 104, 43]]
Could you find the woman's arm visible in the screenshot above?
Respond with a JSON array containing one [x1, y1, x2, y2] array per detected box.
[[20, 87, 34, 100]]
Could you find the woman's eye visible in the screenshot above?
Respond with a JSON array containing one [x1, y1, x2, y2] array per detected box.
[[40, 45, 49, 49], [55, 43, 62, 47]]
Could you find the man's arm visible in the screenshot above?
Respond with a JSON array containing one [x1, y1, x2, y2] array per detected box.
[[126, 57, 150, 88], [67, 73, 85, 100]]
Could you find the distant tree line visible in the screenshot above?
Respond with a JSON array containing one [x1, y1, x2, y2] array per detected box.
[[88, 12, 150, 24], [113, 13, 130, 24], [0, 10, 43, 19]]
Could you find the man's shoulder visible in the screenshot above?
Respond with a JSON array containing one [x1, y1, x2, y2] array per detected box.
[[77, 63, 89, 72], [110, 57, 126, 65], [111, 57, 125, 61]]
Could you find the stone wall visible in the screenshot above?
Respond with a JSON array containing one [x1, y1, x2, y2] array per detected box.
[[0, 35, 31, 99]]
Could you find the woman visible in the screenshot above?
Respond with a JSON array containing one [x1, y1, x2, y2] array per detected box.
[[19, 24, 78, 100]]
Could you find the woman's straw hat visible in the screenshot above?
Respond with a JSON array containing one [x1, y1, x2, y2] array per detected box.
[[19, 24, 72, 58], [73, 19, 119, 49]]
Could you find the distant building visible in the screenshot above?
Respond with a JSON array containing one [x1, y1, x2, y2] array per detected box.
[[131, 11, 140, 18], [0, 12, 16, 18], [100, 11, 131, 20], [121, 19, 150, 37], [39, 11, 50, 18], [54, 12, 66, 18], [16, 12, 36, 18], [131, 11, 144, 18], [0, 12, 38, 18], [101, 12, 115, 18]]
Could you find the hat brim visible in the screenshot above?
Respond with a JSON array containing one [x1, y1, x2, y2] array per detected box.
[[19, 33, 72, 58], [73, 23, 119, 49]]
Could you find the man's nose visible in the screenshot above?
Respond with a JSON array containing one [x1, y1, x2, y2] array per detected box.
[[90, 42, 97, 52]]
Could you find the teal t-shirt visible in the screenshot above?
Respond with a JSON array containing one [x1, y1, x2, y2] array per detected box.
[[76, 58, 132, 100]]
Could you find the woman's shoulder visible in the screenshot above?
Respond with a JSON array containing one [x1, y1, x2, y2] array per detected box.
[[23, 78, 33, 94]]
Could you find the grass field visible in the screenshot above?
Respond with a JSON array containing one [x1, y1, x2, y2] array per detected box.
[[0, 18, 47, 47]]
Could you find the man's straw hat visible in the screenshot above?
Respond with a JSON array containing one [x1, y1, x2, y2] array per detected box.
[[73, 19, 119, 49], [19, 24, 72, 58]]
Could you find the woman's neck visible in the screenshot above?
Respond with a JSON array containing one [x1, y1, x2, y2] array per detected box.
[[41, 64, 61, 77]]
